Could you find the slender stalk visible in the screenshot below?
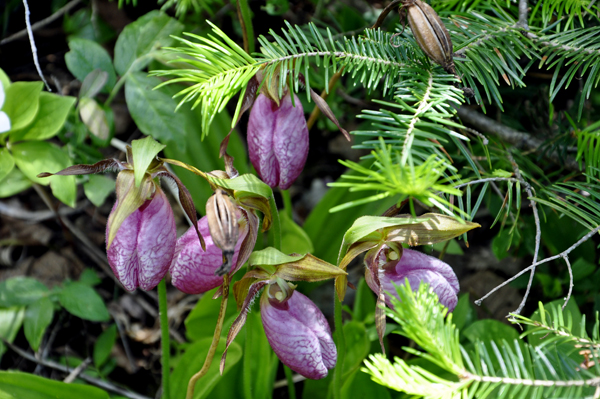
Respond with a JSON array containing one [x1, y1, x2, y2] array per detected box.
[[332, 296, 345, 399], [284, 365, 297, 399], [281, 189, 293, 219], [236, 0, 255, 54], [268, 195, 282, 251], [186, 275, 230, 399], [104, 76, 127, 107], [158, 279, 171, 399], [306, 68, 344, 130], [243, 313, 253, 399]]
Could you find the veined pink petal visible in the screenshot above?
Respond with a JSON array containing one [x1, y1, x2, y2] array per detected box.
[[106, 203, 141, 292], [170, 215, 248, 294], [261, 291, 336, 379]]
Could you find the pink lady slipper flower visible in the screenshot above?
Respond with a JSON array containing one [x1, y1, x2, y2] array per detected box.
[[107, 183, 176, 292], [169, 215, 248, 294], [365, 248, 459, 311], [261, 285, 337, 379], [247, 92, 309, 190]]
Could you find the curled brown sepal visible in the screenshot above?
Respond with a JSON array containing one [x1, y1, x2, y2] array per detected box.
[[207, 190, 241, 276], [238, 197, 272, 232], [233, 270, 270, 310], [220, 279, 268, 374], [274, 253, 347, 283], [298, 73, 350, 141], [37, 158, 126, 178], [335, 240, 379, 302], [153, 166, 206, 251], [236, 207, 260, 270], [383, 213, 480, 246]]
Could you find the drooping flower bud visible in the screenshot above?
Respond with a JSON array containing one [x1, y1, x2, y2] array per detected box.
[[206, 190, 240, 276], [260, 289, 337, 379], [247, 92, 309, 190], [170, 214, 249, 294], [106, 186, 176, 292], [365, 248, 459, 311]]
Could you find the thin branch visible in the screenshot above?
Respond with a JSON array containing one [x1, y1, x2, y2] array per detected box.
[[2, 339, 151, 399], [507, 151, 541, 316], [517, 0, 529, 30], [562, 255, 574, 310], [457, 106, 581, 171], [22, 0, 51, 91], [464, 371, 600, 387], [63, 357, 92, 383], [0, 0, 81, 45], [475, 225, 600, 306], [453, 177, 522, 190]]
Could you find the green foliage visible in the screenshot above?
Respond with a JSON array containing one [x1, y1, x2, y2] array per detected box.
[[0, 371, 110, 399]]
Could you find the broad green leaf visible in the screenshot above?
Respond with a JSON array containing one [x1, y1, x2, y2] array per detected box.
[[0, 277, 49, 307], [2, 81, 43, 131], [0, 147, 15, 182], [452, 293, 477, 332], [342, 321, 370, 377], [170, 337, 242, 399], [462, 319, 519, 343], [341, 368, 391, 399], [83, 174, 115, 207], [0, 307, 25, 358], [9, 92, 76, 141], [280, 212, 314, 255], [243, 312, 278, 399], [131, 135, 165, 187], [65, 38, 117, 90], [353, 277, 376, 323], [0, 371, 110, 399], [94, 324, 117, 367], [58, 282, 110, 322], [79, 69, 109, 99], [79, 268, 102, 286], [207, 174, 273, 200], [491, 229, 514, 261], [0, 167, 32, 198], [431, 238, 464, 255], [114, 11, 183, 76], [248, 247, 304, 267], [79, 98, 113, 146], [185, 287, 237, 341], [125, 72, 185, 147], [24, 297, 54, 351], [11, 141, 76, 207]]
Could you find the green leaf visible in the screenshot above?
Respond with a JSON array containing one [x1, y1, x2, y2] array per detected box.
[[0, 147, 15, 182], [0, 167, 32, 198], [131, 135, 166, 187], [83, 174, 115, 207], [462, 319, 519, 343], [452, 293, 477, 332], [58, 282, 110, 322], [65, 38, 117, 91], [0, 68, 11, 90], [9, 92, 76, 141], [0, 277, 49, 307], [207, 174, 273, 200], [2, 81, 43, 131], [125, 72, 185, 147], [342, 321, 370, 377], [491, 229, 513, 261], [243, 311, 278, 399], [79, 268, 102, 286], [170, 337, 242, 399], [248, 247, 304, 267], [431, 239, 464, 255], [353, 277, 376, 323], [79, 98, 113, 146], [11, 141, 76, 207], [24, 297, 54, 352], [79, 69, 109, 99], [0, 371, 110, 399], [280, 212, 314, 255], [341, 368, 391, 399], [0, 307, 25, 359], [185, 287, 237, 341], [94, 324, 117, 367], [114, 11, 183, 76]]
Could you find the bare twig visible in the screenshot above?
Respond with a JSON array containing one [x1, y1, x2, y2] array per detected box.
[[273, 373, 306, 389], [21, 0, 51, 90], [454, 177, 522, 190], [63, 357, 92, 383], [517, 0, 529, 30], [2, 339, 151, 399], [562, 255, 574, 310], [1, 0, 81, 45], [457, 106, 581, 171], [507, 151, 541, 316], [476, 225, 600, 306], [0, 201, 81, 222]]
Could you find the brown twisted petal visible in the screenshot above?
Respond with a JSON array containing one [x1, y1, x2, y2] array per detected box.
[[406, 0, 455, 75], [206, 190, 240, 276]]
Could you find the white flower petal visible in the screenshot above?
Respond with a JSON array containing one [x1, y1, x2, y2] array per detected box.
[[0, 111, 11, 133]]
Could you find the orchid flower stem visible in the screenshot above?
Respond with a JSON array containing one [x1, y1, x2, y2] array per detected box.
[[236, 0, 254, 54], [186, 275, 230, 399], [158, 278, 171, 399], [284, 365, 297, 399], [281, 189, 293, 219], [269, 195, 282, 251], [332, 296, 345, 399], [243, 313, 253, 399]]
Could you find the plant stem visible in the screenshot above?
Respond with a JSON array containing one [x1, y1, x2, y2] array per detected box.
[[306, 68, 344, 130], [104, 75, 127, 107], [268, 195, 281, 251], [186, 275, 230, 399], [236, 0, 255, 54], [281, 189, 293, 219], [332, 296, 345, 399], [284, 365, 297, 399], [158, 278, 171, 399], [243, 312, 253, 399]]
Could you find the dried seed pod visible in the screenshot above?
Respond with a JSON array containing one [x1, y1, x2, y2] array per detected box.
[[206, 190, 240, 276], [404, 0, 456, 75]]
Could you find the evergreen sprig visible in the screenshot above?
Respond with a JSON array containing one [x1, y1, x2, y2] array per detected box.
[[362, 283, 600, 399]]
